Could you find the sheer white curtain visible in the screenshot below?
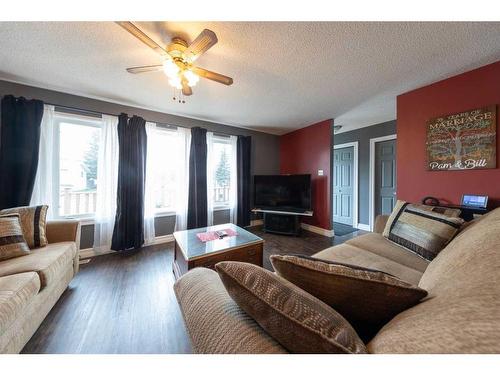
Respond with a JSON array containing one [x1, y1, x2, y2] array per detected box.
[[144, 124, 191, 235], [227, 135, 238, 224], [206, 132, 216, 226], [31, 105, 57, 218], [144, 122, 157, 244], [93, 114, 119, 252], [174, 127, 191, 231]]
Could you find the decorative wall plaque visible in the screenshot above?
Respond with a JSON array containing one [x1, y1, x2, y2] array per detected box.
[[426, 105, 497, 171]]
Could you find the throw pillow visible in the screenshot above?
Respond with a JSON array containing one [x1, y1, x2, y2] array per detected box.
[[0, 205, 48, 249], [270, 254, 428, 341], [0, 214, 31, 261], [418, 204, 462, 218], [215, 261, 367, 354], [383, 200, 464, 260]]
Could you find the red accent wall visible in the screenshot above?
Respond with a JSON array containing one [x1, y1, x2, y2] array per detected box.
[[280, 119, 332, 230], [397, 61, 500, 208]]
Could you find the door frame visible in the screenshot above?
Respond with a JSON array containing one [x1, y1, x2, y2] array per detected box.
[[369, 134, 397, 231], [333, 142, 359, 228]]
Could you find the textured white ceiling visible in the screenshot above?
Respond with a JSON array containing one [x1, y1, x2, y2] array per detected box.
[[0, 22, 499, 135]]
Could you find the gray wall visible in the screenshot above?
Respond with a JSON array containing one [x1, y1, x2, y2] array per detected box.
[[0, 80, 280, 248], [333, 120, 396, 225]]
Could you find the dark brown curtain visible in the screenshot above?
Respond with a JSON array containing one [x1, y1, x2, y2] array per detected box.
[[111, 114, 147, 251], [236, 135, 252, 227], [0, 95, 44, 210], [187, 127, 208, 229]]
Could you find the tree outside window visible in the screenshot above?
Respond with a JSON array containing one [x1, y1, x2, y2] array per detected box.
[[215, 148, 230, 188], [82, 132, 99, 189]]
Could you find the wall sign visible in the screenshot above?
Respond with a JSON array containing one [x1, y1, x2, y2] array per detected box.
[[426, 105, 497, 171]]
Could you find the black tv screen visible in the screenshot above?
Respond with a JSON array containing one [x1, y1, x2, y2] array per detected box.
[[254, 174, 312, 212]]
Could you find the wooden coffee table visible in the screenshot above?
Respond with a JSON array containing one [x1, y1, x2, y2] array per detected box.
[[172, 223, 264, 280]]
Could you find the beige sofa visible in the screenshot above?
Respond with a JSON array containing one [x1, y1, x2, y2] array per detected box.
[[175, 207, 500, 353], [0, 220, 80, 353]]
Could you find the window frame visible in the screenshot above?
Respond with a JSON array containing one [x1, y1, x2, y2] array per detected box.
[[52, 112, 103, 220], [209, 134, 236, 210]]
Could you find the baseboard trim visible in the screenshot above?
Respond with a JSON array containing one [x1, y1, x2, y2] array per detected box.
[[356, 223, 371, 231], [300, 223, 334, 237], [79, 235, 174, 259]]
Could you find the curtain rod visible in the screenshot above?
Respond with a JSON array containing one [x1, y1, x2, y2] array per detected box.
[[3, 94, 247, 137], [48, 102, 245, 138]]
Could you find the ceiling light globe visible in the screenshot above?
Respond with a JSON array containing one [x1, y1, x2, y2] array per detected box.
[[163, 60, 180, 78], [168, 77, 182, 89], [184, 70, 199, 87]]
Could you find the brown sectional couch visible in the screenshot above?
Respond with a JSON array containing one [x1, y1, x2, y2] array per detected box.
[[0, 220, 80, 353], [175, 208, 500, 353]]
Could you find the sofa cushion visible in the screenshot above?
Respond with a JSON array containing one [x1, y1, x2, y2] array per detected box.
[[0, 205, 48, 249], [382, 200, 463, 261], [419, 207, 500, 295], [174, 267, 287, 353], [0, 272, 41, 335], [346, 233, 429, 272], [368, 207, 500, 353], [313, 243, 424, 285], [215, 261, 367, 354], [368, 291, 500, 354], [270, 254, 428, 341], [0, 214, 30, 261], [0, 242, 76, 289]]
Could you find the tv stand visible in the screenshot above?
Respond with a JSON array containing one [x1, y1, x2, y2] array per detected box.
[[252, 209, 313, 236]]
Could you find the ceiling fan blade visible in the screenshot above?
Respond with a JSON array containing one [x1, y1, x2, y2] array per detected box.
[[126, 65, 163, 74], [185, 29, 218, 62], [181, 81, 193, 96], [191, 67, 233, 86], [116, 21, 169, 57]]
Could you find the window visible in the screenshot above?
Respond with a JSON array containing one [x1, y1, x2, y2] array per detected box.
[[55, 113, 103, 218], [207, 135, 237, 208], [145, 125, 189, 214]]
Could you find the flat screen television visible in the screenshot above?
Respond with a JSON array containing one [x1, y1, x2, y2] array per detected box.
[[254, 174, 312, 213]]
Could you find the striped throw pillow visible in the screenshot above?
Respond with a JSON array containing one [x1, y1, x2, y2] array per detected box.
[[0, 205, 48, 249], [0, 214, 30, 261], [383, 200, 464, 261], [418, 204, 462, 218]]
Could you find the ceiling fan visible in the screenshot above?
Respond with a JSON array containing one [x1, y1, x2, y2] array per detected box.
[[116, 22, 233, 102]]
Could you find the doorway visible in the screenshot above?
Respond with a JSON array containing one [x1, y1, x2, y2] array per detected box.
[[333, 142, 358, 232], [369, 135, 397, 230]]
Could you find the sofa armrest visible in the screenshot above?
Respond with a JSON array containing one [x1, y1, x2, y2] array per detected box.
[[46, 220, 81, 250], [373, 215, 390, 234], [174, 267, 287, 354]]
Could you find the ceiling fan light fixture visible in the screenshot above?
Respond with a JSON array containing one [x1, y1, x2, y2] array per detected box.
[[184, 70, 200, 87], [168, 76, 182, 90], [163, 59, 180, 78], [119, 22, 233, 102]]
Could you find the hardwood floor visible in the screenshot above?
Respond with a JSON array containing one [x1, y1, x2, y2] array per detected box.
[[22, 226, 365, 354]]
